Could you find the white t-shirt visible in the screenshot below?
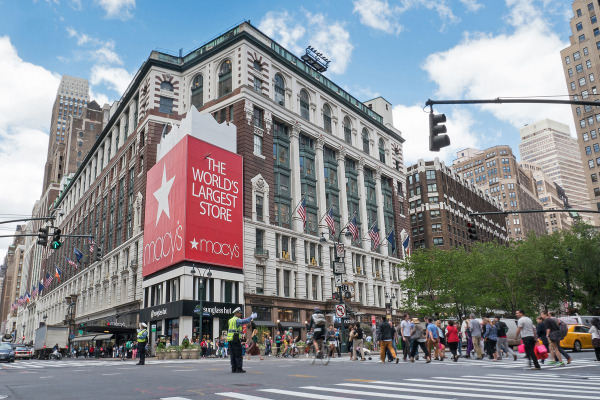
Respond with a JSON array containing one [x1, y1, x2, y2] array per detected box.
[[400, 320, 413, 337], [517, 316, 535, 338], [590, 325, 600, 340]]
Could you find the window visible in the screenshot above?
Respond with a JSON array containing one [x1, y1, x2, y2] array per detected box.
[[577, 106, 582, 115], [589, 2, 594, 11], [579, 34, 586, 42], [592, 15, 598, 24], [592, 129, 598, 139], [256, 195, 264, 222], [568, 68, 573, 77], [577, 63, 584, 73], [574, 51, 581, 60], [584, 47, 590, 55], [378, 138, 385, 163], [595, 143, 600, 153], [218, 59, 232, 97], [253, 76, 262, 92], [253, 107, 263, 128], [577, 8, 582, 17], [589, 160, 595, 169], [577, 22, 583, 31], [592, 173, 598, 182], [362, 128, 370, 154], [586, 146, 592, 155], [274, 73, 285, 106], [253, 60, 261, 71], [323, 104, 332, 133], [581, 119, 587, 128], [580, 77, 587, 86], [587, 60, 593, 69], [583, 90, 590, 99], [159, 96, 173, 114], [191, 74, 203, 109], [343, 117, 352, 144], [427, 183, 437, 192], [299, 89, 310, 120], [583, 132, 590, 141], [595, 28, 600, 37], [590, 73, 595, 82], [432, 223, 442, 232], [254, 134, 262, 155], [430, 210, 441, 218], [160, 81, 173, 91], [596, 188, 600, 197], [572, 82, 577, 90], [433, 237, 444, 246], [565, 56, 571, 64], [255, 266, 265, 294]]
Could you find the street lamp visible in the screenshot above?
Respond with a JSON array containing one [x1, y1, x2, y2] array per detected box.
[[190, 264, 212, 343], [554, 248, 574, 311]]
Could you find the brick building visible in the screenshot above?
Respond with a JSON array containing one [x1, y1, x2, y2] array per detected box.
[[406, 159, 507, 251], [453, 146, 546, 241]]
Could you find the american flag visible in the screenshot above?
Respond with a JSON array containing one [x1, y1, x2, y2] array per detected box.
[[44, 272, 53, 288], [297, 198, 307, 229], [66, 257, 78, 269], [88, 237, 95, 253], [325, 207, 335, 235], [31, 285, 38, 299], [347, 216, 359, 242], [369, 222, 381, 249]]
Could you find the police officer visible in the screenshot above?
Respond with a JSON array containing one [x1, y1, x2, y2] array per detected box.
[[228, 307, 256, 373], [136, 323, 148, 365]]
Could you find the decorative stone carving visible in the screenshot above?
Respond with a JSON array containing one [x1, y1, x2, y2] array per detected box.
[[316, 135, 325, 150], [310, 102, 317, 111], [244, 99, 253, 125], [264, 110, 272, 135], [357, 157, 365, 171], [375, 167, 382, 180], [352, 128, 357, 136], [291, 120, 301, 138], [337, 145, 347, 160]]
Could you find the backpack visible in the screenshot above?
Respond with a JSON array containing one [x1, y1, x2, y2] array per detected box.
[[496, 321, 508, 336], [557, 319, 568, 340], [313, 313, 326, 326], [126, 341, 132, 350]]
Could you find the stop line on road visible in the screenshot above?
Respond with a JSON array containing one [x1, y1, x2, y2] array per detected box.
[[209, 373, 600, 400]]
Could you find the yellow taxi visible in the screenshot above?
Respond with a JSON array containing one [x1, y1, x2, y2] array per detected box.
[[560, 324, 593, 352]]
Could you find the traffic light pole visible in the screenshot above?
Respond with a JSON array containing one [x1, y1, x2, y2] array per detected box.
[[426, 97, 600, 108], [0, 216, 55, 225], [469, 209, 599, 217]]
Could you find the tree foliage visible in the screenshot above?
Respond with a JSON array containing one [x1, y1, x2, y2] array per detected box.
[[399, 222, 600, 317]]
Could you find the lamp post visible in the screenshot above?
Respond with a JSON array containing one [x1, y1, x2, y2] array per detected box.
[[321, 225, 353, 353], [190, 264, 212, 343], [554, 248, 574, 311]]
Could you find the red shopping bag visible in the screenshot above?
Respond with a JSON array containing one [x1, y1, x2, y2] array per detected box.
[[534, 344, 548, 360], [518, 343, 525, 353]]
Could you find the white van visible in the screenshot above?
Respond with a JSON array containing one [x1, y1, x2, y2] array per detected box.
[[474, 318, 519, 346], [559, 315, 599, 328]]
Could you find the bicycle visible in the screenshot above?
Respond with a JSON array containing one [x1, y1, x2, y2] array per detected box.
[[309, 338, 330, 365], [288, 341, 299, 358]]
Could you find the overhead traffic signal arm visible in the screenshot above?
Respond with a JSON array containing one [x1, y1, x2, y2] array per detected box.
[[467, 221, 479, 241], [429, 112, 450, 152]]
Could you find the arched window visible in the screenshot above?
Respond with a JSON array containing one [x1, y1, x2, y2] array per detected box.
[[218, 59, 232, 98], [253, 60, 262, 71], [343, 117, 352, 144], [274, 74, 285, 106], [362, 128, 370, 154], [378, 138, 385, 163], [300, 89, 310, 120], [160, 81, 173, 91], [323, 104, 332, 133], [191, 74, 203, 110]]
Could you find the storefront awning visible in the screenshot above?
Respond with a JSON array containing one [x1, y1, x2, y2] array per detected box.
[[281, 322, 306, 329], [92, 334, 113, 341], [71, 335, 96, 343], [253, 320, 275, 327]]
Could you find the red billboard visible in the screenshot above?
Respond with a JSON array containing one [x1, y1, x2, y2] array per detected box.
[[143, 135, 243, 276]]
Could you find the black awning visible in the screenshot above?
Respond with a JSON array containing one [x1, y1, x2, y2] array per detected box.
[[252, 320, 276, 327]]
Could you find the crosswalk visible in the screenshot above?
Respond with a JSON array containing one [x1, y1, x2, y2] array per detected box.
[[208, 373, 600, 400], [0, 358, 223, 370], [416, 356, 600, 370]]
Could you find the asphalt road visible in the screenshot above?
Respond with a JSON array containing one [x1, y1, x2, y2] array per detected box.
[[0, 350, 598, 400]]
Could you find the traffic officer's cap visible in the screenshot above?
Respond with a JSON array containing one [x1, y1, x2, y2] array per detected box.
[[233, 307, 242, 314], [141, 322, 147, 328]]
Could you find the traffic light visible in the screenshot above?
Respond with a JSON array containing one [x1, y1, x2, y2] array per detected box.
[[429, 113, 450, 152], [51, 228, 62, 250], [37, 227, 49, 247], [93, 245, 103, 262], [467, 221, 479, 241]]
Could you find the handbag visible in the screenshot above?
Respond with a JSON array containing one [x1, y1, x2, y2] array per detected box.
[[535, 344, 548, 355], [518, 343, 525, 353], [534, 344, 548, 360], [592, 338, 600, 348]]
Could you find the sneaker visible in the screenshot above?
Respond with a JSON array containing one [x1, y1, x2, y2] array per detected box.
[[556, 362, 565, 367], [513, 355, 517, 361], [567, 358, 572, 364], [410, 357, 414, 363], [396, 357, 400, 364], [547, 360, 556, 365]]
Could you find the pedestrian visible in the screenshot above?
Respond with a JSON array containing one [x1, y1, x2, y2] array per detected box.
[[246, 329, 264, 361], [400, 313, 413, 362], [590, 317, 600, 361], [378, 316, 399, 363], [89, 345, 95, 358], [540, 311, 564, 366], [200, 338, 207, 358], [468, 314, 483, 359], [535, 316, 549, 363], [132, 342, 138, 359], [352, 323, 365, 361], [112, 345, 117, 358], [548, 311, 572, 364], [515, 309, 541, 370], [120, 343, 126, 361], [135, 323, 148, 365], [409, 317, 430, 363], [426, 317, 441, 361], [335, 328, 341, 358], [227, 307, 256, 373], [483, 318, 499, 361], [445, 320, 459, 362], [326, 324, 337, 358], [462, 317, 471, 359], [274, 331, 282, 357], [435, 320, 446, 360], [222, 338, 228, 358], [495, 316, 517, 361]]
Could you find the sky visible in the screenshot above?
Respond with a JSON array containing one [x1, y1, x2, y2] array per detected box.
[[0, 0, 577, 261]]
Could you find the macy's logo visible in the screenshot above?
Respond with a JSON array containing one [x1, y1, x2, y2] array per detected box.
[[150, 308, 167, 319]]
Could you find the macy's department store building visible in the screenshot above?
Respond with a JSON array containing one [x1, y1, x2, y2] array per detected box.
[[138, 109, 245, 352]]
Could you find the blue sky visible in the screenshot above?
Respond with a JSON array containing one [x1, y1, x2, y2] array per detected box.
[[0, 0, 577, 259]]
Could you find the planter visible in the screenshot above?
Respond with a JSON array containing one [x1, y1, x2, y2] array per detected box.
[[297, 346, 305, 354], [156, 352, 166, 360], [189, 350, 200, 359], [166, 351, 179, 360], [181, 349, 191, 359]]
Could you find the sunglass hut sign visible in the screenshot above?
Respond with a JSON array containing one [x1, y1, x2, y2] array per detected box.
[[143, 135, 244, 277]]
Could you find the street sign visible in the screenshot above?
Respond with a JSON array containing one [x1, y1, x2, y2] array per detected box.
[[334, 274, 343, 287], [335, 244, 345, 259], [341, 282, 355, 298], [333, 261, 345, 274], [151, 324, 156, 333], [335, 304, 346, 318]]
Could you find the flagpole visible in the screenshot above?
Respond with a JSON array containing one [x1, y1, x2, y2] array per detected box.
[[285, 194, 305, 227], [338, 211, 357, 243], [359, 221, 377, 243], [316, 204, 333, 225]]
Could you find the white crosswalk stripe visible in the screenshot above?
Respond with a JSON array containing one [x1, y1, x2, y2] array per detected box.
[[214, 373, 600, 400]]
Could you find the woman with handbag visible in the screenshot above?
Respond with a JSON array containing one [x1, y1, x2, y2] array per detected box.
[[591, 318, 600, 361]]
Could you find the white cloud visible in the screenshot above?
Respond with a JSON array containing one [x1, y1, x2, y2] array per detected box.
[[393, 104, 479, 165], [0, 37, 61, 261], [258, 11, 353, 74], [90, 65, 133, 94], [70, 0, 82, 10], [422, 0, 574, 136], [352, 0, 403, 34], [258, 11, 305, 55], [96, 0, 135, 20], [89, 88, 109, 107], [459, 0, 483, 12], [93, 45, 123, 65]]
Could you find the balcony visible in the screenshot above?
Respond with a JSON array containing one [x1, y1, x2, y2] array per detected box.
[[254, 248, 269, 261]]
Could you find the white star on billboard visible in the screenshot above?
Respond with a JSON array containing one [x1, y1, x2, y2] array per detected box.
[[190, 238, 198, 249], [153, 165, 175, 226]]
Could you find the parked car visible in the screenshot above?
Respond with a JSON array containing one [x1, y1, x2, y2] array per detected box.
[[0, 342, 15, 363], [475, 318, 520, 346], [560, 324, 593, 352], [559, 315, 600, 328], [13, 345, 33, 359]]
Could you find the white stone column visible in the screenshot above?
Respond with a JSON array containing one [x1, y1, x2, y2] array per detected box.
[[290, 122, 302, 233], [336, 147, 349, 244], [119, 116, 126, 149], [356, 158, 369, 251], [128, 100, 137, 135], [375, 168, 386, 257], [315, 135, 327, 238]]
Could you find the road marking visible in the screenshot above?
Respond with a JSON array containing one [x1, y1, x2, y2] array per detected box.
[[172, 369, 198, 372], [477, 374, 600, 386], [39, 376, 53, 379], [346, 378, 376, 382], [73, 369, 90, 372], [160, 398, 194, 400], [217, 393, 273, 400], [301, 386, 438, 400], [262, 388, 364, 400], [102, 373, 122, 376], [289, 374, 316, 378]]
